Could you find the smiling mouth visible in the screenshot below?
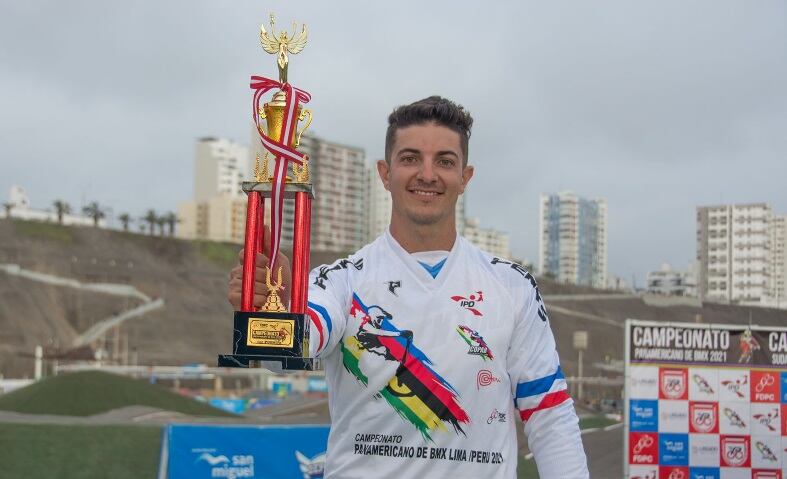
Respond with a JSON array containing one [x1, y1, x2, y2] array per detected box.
[[409, 189, 442, 197]]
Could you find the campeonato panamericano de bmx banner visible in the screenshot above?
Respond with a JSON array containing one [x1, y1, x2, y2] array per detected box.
[[624, 319, 787, 479]]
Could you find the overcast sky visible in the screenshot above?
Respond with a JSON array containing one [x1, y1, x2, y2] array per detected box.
[[1, 1, 785, 285]]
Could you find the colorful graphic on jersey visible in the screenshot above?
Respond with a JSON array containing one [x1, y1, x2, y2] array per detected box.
[[450, 291, 483, 316], [340, 293, 470, 441], [456, 325, 494, 361]]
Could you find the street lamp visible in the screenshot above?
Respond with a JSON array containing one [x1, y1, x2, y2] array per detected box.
[[573, 330, 588, 401]]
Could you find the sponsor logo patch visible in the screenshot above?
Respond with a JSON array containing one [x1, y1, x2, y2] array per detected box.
[[450, 291, 484, 316], [476, 369, 502, 390]]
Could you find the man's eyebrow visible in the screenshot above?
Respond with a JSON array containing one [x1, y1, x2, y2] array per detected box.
[[395, 148, 421, 156], [436, 150, 459, 157]]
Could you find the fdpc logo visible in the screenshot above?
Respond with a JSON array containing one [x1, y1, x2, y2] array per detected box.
[[659, 368, 688, 400], [629, 432, 658, 464], [751, 370, 778, 402]]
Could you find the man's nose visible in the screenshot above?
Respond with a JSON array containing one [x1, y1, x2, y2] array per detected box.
[[417, 159, 437, 182]]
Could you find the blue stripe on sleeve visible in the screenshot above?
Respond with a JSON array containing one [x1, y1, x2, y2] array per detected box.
[[515, 366, 564, 399], [307, 301, 333, 334]]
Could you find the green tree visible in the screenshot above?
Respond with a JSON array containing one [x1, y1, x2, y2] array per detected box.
[[53, 200, 71, 225], [142, 209, 157, 236], [2, 202, 13, 219], [162, 212, 179, 236], [155, 216, 166, 236], [118, 213, 132, 232], [82, 201, 105, 227]]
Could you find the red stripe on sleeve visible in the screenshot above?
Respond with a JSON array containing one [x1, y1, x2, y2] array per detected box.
[[519, 390, 571, 422], [307, 308, 325, 354]]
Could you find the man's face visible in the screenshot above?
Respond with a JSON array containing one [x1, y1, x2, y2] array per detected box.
[[377, 123, 474, 228]]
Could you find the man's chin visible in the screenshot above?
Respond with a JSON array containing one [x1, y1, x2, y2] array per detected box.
[[406, 212, 445, 226]]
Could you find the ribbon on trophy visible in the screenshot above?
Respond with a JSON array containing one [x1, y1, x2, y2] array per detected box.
[[250, 76, 312, 270]]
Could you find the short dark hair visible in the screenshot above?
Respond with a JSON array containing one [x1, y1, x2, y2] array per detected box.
[[385, 96, 473, 165]]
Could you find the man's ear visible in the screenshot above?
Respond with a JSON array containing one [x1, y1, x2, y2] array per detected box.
[[459, 164, 474, 193], [377, 159, 391, 192]]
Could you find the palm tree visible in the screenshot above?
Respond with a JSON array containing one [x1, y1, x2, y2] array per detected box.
[[2, 202, 13, 219], [118, 213, 132, 232], [156, 216, 167, 236], [162, 211, 179, 236], [53, 200, 71, 224], [82, 201, 105, 227], [142, 209, 157, 236]]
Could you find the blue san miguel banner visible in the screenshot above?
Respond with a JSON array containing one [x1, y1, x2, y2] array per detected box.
[[158, 424, 329, 479]]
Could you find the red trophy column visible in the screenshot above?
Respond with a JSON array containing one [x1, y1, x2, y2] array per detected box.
[[290, 191, 312, 314]]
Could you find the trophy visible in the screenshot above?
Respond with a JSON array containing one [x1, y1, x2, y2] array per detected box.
[[218, 14, 319, 370]]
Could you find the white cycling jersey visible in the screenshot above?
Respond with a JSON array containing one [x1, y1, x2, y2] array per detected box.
[[306, 231, 589, 478]]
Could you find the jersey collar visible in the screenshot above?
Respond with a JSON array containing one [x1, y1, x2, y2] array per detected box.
[[384, 228, 461, 290]]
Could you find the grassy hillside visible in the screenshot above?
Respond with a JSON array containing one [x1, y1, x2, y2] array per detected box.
[[0, 371, 233, 417], [0, 219, 344, 377]]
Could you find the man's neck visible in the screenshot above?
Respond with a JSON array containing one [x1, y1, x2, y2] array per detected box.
[[389, 216, 457, 253]]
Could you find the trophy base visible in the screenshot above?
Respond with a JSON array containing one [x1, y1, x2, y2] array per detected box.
[[217, 354, 321, 371], [218, 311, 319, 371]]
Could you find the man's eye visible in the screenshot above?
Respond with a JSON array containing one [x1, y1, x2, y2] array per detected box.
[[438, 158, 455, 167], [401, 156, 417, 163]]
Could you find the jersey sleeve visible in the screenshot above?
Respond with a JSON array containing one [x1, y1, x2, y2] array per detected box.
[[306, 260, 352, 358], [507, 280, 589, 478]]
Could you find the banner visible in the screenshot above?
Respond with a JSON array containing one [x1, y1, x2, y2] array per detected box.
[[158, 424, 329, 479], [625, 320, 787, 479]]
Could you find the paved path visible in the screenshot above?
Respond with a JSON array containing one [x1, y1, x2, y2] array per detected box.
[[0, 262, 165, 347]]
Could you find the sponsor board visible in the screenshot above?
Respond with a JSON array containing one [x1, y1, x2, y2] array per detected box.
[[625, 320, 787, 477], [159, 424, 329, 479]]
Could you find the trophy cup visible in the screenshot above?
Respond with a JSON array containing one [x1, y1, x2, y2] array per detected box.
[[218, 14, 319, 370]]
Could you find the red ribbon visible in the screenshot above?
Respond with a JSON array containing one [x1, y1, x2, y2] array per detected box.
[[250, 76, 312, 270]]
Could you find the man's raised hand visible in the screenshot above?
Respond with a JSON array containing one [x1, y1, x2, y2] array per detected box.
[[227, 226, 292, 311]]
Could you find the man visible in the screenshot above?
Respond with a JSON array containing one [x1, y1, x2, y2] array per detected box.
[[229, 96, 589, 478]]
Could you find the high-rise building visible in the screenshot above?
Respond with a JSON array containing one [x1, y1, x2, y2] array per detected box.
[[194, 137, 249, 201], [364, 159, 467, 245], [696, 203, 787, 307], [308, 136, 366, 252], [539, 192, 607, 288], [366, 161, 391, 243], [179, 138, 250, 242], [772, 215, 787, 307], [463, 217, 510, 259], [180, 133, 367, 253]]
